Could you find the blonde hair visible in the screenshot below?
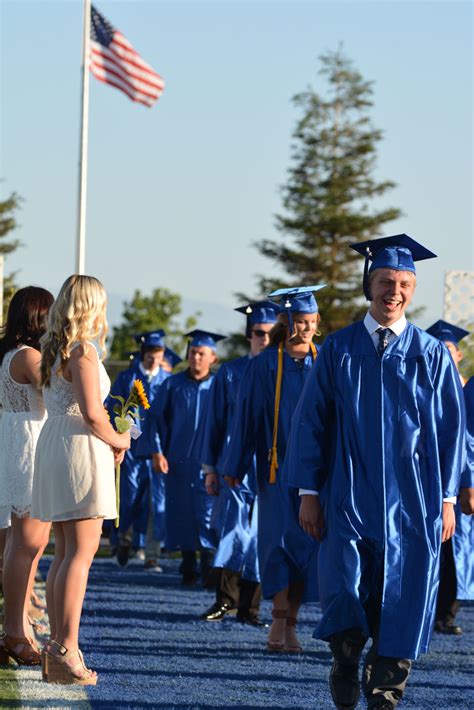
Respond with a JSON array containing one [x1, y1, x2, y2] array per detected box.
[[268, 311, 321, 346], [41, 275, 108, 387]]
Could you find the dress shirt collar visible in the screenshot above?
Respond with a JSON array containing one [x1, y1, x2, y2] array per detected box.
[[364, 310, 407, 337], [139, 362, 161, 380]]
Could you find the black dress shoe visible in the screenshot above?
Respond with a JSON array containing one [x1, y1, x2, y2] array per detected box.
[[236, 611, 268, 628], [434, 620, 462, 635], [368, 701, 395, 710], [200, 602, 237, 621], [329, 661, 360, 710], [116, 543, 130, 567]]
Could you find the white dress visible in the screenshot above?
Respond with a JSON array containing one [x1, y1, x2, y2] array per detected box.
[[31, 343, 116, 522], [0, 346, 47, 526]]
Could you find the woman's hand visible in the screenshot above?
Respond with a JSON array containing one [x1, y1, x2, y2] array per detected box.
[[114, 431, 131, 452], [113, 449, 125, 465]]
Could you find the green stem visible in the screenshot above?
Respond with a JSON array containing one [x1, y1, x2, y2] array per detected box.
[[115, 462, 120, 528]]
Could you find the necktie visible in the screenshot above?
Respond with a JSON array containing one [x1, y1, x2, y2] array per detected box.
[[376, 327, 392, 356]]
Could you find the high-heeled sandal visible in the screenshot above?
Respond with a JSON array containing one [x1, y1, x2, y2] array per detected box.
[[266, 609, 287, 652], [0, 631, 41, 666], [46, 640, 98, 685], [284, 616, 303, 653]]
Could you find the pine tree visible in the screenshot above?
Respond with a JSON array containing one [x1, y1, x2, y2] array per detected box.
[[0, 192, 22, 322], [254, 47, 402, 334]]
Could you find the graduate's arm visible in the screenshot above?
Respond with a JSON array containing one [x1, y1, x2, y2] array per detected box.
[[433, 348, 467, 538], [459, 378, 474, 515], [286, 339, 335, 492], [222, 358, 261, 486], [150, 382, 170, 473], [200, 371, 229, 495], [10, 347, 42, 387]]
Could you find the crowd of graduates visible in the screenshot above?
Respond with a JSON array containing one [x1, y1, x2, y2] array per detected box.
[[0, 233, 472, 709]]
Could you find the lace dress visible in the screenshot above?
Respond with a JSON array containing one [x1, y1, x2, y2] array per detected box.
[[30, 344, 116, 522], [0, 346, 47, 525]]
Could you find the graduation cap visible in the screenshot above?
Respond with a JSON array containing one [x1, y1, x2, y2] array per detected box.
[[185, 329, 226, 351], [234, 300, 279, 337], [124, 350, 140, 363], [350, 234, 437, 300], [268, 285, 326, 335], [163, 346, 183, 369], [426, 319, 470, 345], [133, 329, 166, 349]]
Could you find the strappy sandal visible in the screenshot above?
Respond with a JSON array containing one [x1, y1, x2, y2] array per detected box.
[[46, 640, 98, 685], [0, 630, 41, 666], [284, 616, 303, 653], [266, 609, 287, 652]]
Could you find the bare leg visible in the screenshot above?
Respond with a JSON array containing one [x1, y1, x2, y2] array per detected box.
[[268, 587, 289, 648], [2, 514, 50, 638], [285, 581, 304, 650], [46, 523, 65, 641], [0, 526, 9, 591], [53, 518, 102, 651]]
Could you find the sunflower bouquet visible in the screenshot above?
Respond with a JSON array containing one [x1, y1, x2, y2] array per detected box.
[[109, 379, 150, 527]]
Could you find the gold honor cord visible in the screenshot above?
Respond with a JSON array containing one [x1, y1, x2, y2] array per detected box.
[[268, 340, 317, 484]]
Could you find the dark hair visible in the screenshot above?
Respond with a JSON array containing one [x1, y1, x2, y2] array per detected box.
[[0, 286, 54, 363]]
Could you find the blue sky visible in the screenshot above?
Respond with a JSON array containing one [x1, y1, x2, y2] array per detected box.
[[1, 0, 472, 335]]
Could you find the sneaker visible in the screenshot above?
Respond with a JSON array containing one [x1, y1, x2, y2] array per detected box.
[[144, 559, 163, 572]]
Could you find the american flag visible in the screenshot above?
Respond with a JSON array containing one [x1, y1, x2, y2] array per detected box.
[[90, 5, 165, 107]]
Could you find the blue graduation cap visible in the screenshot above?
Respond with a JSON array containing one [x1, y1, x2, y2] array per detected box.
[[268, 285, 326, 335], [185, 329, 226, 351], [163, 346, 183, 369], [234, 300, 278, 337], [350, 234, 437, 300], [426, 319, 470, 345], [133, 329, 166, 349]]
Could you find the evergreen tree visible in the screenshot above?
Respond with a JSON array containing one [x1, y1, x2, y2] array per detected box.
[[0, 192, 22, 321], [108, 287, 199, 361], [254, 47, 402, 334]]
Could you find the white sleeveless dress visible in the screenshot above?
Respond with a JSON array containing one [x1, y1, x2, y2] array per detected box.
[[31, 344, 116, 522], [0, 346, 47, 526]]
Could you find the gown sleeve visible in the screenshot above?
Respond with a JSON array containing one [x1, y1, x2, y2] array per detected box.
[[148, 377, 171, 456], [432, 348, 466, 498], [285, 338, 336, 492], [222, 357, 262, 481], [461, 377, 474, 489], [195, 367, 228, 468]]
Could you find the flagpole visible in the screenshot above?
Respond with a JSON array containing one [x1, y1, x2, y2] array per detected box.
[[76, 0, 92, 275]]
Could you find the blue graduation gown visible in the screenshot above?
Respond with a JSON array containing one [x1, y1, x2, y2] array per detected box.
[[285, 321, 466, 659], [453, 377, 474, 600], [149, 370, 216, 552], [106, 363, 169, 544], [197, 356, 259, 582], [223, 346, 319, 600]]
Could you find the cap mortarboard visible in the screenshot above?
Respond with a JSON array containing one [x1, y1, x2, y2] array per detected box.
[[350, 234, 437, 300], [133, 329, 166, 348], [268, 285, 326, 336], [163, 346, 183, 368], [235, 300, 278, 336], [185, 329, 226, 351], [124, 350, 140, 362], [268, 285, 326, 314], [426, 319, 470, 344]]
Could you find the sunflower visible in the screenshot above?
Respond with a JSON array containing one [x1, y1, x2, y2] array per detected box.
[[133, 379, 150, 409]]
